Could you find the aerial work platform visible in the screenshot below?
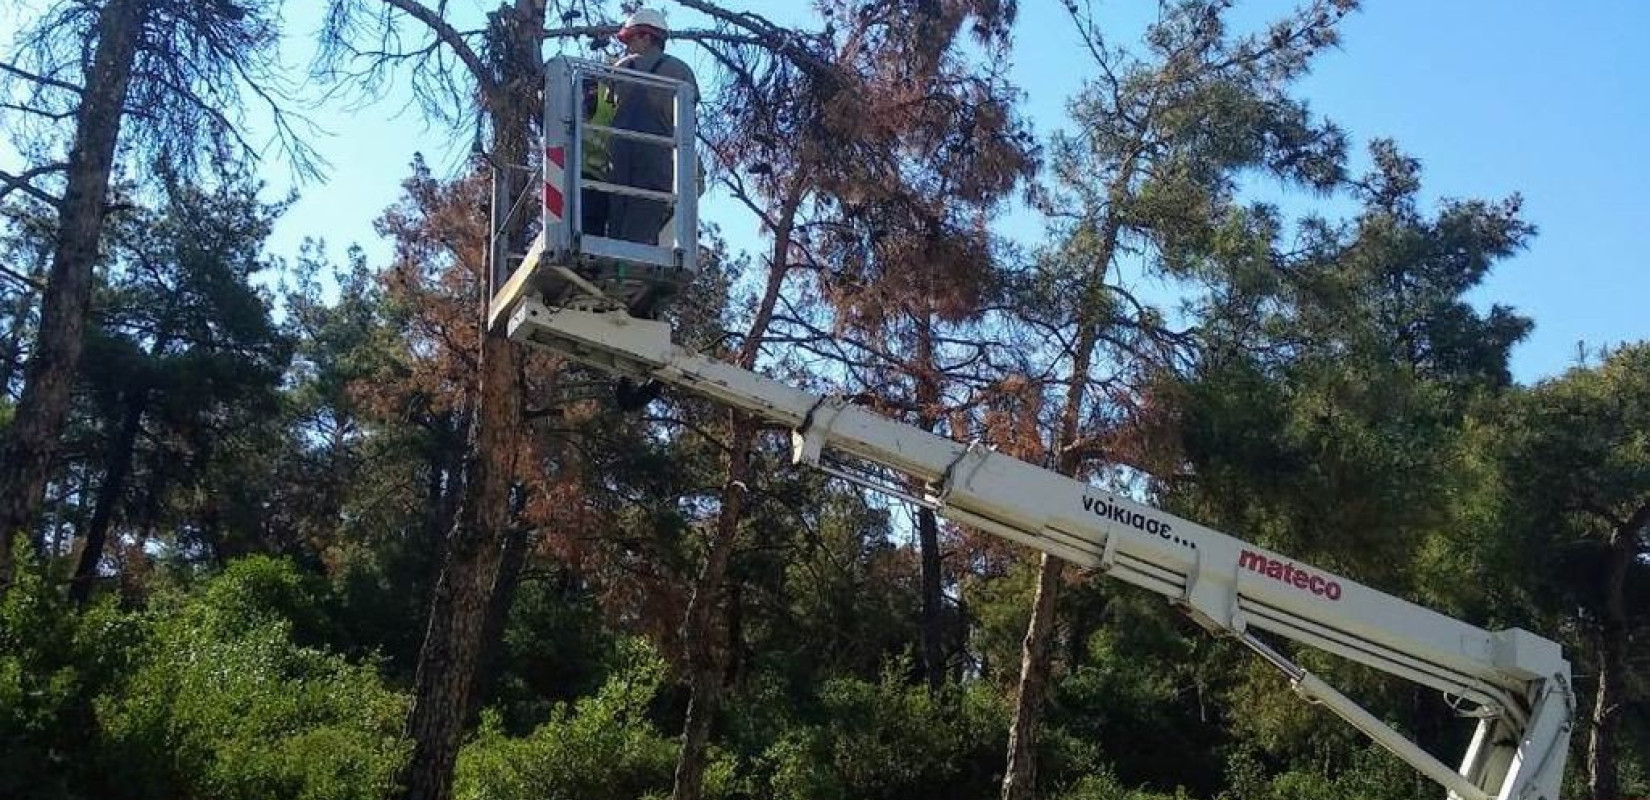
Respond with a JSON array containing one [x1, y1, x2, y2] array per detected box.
[[488, 55, 699, 330], [495, 299, 1573, 800], [482, 51, 1573, 800]]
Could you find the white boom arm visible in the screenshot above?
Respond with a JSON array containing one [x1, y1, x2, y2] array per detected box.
[[505, 300, 1573, 800]]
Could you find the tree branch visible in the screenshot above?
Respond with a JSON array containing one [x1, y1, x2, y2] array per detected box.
[[0, 60, 83, 95], [378, 0, 497, 98], [669, 0, 837, 76], [0, 263, 47, 291], [0, 100, 76, 121], [0, 164, 65, 205], [541, 22, 762, 47]]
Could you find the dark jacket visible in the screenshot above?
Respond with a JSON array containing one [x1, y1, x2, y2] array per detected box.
[[607, 48, 697, 244]]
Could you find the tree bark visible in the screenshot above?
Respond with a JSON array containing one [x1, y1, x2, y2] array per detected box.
[[917, 504, 947, 692], [671, 417, 753, 800], [671, 177, 806, 800], [1585, 507, 1644, 800], [393, 4, 539, 798], [1586, 623, 1623, 800], [0, 0, 143, 590], [913, 319, 948, 694], [1000, 205, 1117, 798], [396, 460, 516, 800], [69, 388, 147, 607], [1001, 552, 1065, 800], [472, 522, 529, 719]]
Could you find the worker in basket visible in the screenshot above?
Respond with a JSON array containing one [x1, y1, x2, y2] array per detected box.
[[603, 8, 699, 245], [580, 76, 617, 237]]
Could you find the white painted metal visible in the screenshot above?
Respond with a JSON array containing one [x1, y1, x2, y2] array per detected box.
[[488, 56, 698, 330], [505, 300, 1573, 800], [1239, 633, 1491, 800]]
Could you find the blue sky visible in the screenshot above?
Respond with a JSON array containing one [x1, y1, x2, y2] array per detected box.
[[1003, 0, 1649, 382], [5, 1, 1645, 383], [1225, 0, 1649, 381]]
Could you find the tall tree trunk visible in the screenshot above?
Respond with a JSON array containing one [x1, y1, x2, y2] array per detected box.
[[0, 0, 143, 590], [472, 522, 529, 719], [917, 504, 946, 692], [671, 178, 806, 800], [913, 318, 948, 693], [70, 388, 147, 607], [1586, 509, 1643, 800], [1000, 234, 1112, 800], [671, 417, 753, 800], [394, 5, 539, 799], [397, 456, 517, 800], [725, 579, 746, 687], [1586, 624, 1623, 800], [1001, 551, 1065, 800]]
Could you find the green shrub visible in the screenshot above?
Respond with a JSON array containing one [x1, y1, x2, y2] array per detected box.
[[98, 556, 409, 800], [0, 550, 141, 799], [1222, 743, 1430, 800], [455, 637, 678, 800], [1056, 769, 1201, 800], [759, 658, 1007, 800]]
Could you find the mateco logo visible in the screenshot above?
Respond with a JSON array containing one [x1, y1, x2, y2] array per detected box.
[[1238, 550, 1343, 601]]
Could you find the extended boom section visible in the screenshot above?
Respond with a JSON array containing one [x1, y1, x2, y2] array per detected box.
[[506, 301, 1571, 800]]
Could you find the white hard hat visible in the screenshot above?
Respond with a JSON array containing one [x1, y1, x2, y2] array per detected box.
[[619, 8, 669, 41]]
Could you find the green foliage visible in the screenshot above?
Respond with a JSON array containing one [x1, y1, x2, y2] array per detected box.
[[490, 571, 627, 731], [454, 638, 678, 800], [1055, 769, 1199, 800], [1222, 743, 1432, 800], [1499, 343, 1650, 548], [754, 658, 1007, 800], [1493, 345, 1650, 790], [1279, 140, 1535, 388], [98, 557, 408, 800], [1, 555, 407, 800], [0, 549, 140, 799], [753, 489, 921, 693], [1043, 593, 1228, 796], [965, 557, 1038, 689], [1499, 344, 1650, 595]]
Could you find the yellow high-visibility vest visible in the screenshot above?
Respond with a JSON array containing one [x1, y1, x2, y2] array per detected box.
[[583, 85, 616, 178]]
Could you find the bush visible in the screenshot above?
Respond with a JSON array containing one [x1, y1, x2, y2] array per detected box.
[[1056, 770, 1201, 800], [0, 551, 141, 799], [1222, 743, 1431, 800], [98, 556, 409, 800], [759, 658, 1007, 800], [455, 637, 679, 800]]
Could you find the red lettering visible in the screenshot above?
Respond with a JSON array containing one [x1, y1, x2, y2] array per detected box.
[[1237, 549, 1341, 602]]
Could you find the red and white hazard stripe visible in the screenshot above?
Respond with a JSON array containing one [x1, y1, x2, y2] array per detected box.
[[544, 145, 566, 221]]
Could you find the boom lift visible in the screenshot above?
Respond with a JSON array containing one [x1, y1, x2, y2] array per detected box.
[[490, 55, 1574, 800], [488, 56, 699, 327]]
